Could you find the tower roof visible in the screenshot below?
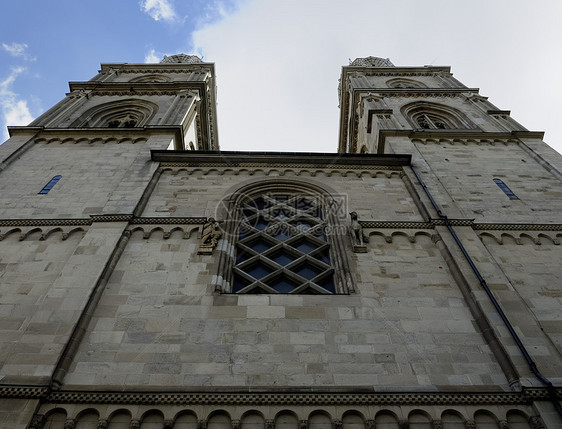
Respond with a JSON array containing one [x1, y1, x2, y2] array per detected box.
[[160, 53, 204, 64], [350, 56, 394, 67]]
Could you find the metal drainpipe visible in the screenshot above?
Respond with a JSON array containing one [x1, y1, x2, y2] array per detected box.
[[410, 164, 562, 418]]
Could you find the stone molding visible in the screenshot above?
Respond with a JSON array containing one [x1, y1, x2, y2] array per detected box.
[[0, 219, 91, 227], [160, 165, 404, 178], [99, 66, 213, 75], [411, 137, 520, 146], [0, 217, 207, 228], [477, 231, 561, 246], [130, 217, 206, 225], [473, 223, 562, 231], [34, 136, 148, 145], [9, 387, 553, 406]]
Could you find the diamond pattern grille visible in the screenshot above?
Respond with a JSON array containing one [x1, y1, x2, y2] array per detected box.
[[233, 194, 334, 294]]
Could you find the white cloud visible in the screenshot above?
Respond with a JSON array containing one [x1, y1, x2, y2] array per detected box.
[[1, 42, 36, 61], [144, 48, 162, 63], [0, 67, 34, 142], [190, 0, 562, 155], [140, 0, 177, 22]]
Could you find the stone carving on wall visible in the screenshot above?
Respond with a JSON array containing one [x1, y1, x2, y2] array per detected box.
[[349, 211, 368, 252], [198, 218, 222, 254]]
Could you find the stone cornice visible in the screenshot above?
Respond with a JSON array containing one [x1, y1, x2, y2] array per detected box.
[[377, 130, 546, 153], [152, 150, 412, 168], [8, 126, 182, 141], [342, 65, 452, 76], [99, 63, 214, 74], [360, 220, 562, 232], [473, 223, 562, 231], [0, 386, 556, 406], [355, 88, 479, 97], [68, 81, 205, 95], [0, 217, 207, 228]]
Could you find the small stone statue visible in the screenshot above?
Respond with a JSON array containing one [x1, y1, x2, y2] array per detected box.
[[198, 218, 222, 255], [349, 211, 368, 253]]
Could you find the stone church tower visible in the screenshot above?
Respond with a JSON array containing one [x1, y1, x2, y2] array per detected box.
[[0, 55, 560, 428]]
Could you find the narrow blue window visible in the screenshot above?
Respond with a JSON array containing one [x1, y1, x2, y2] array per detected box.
[[493, 178, 518, 200], [38, 175, 62, 194]]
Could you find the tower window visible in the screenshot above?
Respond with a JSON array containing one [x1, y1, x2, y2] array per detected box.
[[38, 175, 62, 194], [413, 113, 450, 129], [493, 178, 519, 200]]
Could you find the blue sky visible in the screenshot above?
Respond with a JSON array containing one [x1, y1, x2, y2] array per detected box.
[[1, 0, 561, 155]]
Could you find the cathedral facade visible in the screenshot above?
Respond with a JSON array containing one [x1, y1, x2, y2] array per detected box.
[[0, 54, 560, 428]]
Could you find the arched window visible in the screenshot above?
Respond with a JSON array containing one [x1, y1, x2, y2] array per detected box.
[[214, 180, 354, 295], [402, 102, 474, 130], [386, 78, 427, 89], [71, 99, 158, 128], [129, 74, 171, 83], [413, 112, 450, 129]]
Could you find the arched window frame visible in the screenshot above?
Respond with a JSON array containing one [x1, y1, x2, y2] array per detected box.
[[386, 78, 427, 89], [402, 102, 475, 130], [71, 99, 159, 128], [129, 74, 171, 83], [213, 179, 355, 295]]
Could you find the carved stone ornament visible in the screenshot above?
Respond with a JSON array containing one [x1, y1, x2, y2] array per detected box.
[[432, 420, 443, 429], [64, 419, 77, 429], [164, 420, 174, 429], [130, 420, 141, 429], [199, 420, 208, 429], [265, 420, 275, 429], [529, 416, 546, 429], [29, 414, 45, 429], [365, 420, 375, 429], [333, 419, 343, 429], [300, 420, 308, 429], [465, 420, 476, 429], [97, 420, 109, 429], [498, 420, 509, 429], [231, 420, 241, 429], [349, 211, 368, 253], [197, 218, 222, 255]]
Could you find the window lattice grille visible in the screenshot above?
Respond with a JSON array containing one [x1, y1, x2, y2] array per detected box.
[[233, 194, 335, 294]]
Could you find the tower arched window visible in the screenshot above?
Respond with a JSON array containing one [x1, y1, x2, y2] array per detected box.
[[214, 180, 354, 295], [71, 99, 158, 128], [402, 102, 475, 130], [387, 78, 427, 89], [413, 112, 450, 129]]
